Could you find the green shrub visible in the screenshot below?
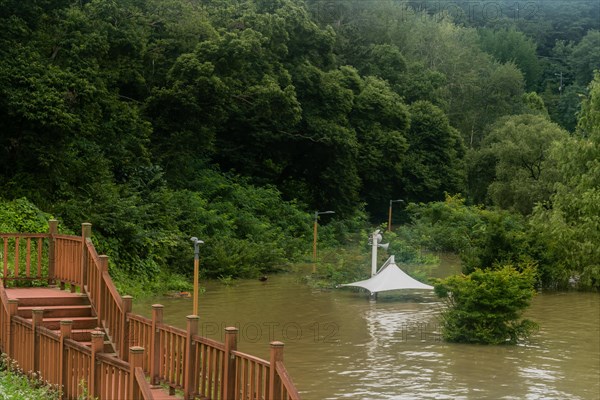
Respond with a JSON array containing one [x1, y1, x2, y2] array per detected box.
[[404, 194, 482, 252], [0, 198, 53, 233], [302, 247, 370, 289], [434, 264, 538, 344]]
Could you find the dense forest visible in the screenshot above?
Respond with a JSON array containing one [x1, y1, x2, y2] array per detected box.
[[0, 0, 598, 293]]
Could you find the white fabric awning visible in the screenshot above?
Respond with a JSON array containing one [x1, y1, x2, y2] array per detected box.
[[340, 257, 433, 294]]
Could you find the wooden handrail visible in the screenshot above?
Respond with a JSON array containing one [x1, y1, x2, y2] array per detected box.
[[231, 349, 271, 366], [0, 233, 49, 238], [192, 334, 226, 351], [135, 367, 154, 400], [276, 361, 302, 400]]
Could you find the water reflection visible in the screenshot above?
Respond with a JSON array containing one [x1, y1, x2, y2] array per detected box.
[[133, 260, 599, 399]]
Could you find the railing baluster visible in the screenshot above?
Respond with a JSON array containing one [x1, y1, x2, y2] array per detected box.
[[25, 238, 31, 278], [36, 238, 42, 278], [14, 237, 19, 279], [3, 237, 7, 281]]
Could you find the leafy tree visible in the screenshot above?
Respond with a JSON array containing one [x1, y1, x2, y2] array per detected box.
[[569, 30, 600, 86], [402, 101, 466, 202], [349, 74, 410, 217], [479, 27, 541, 90], [530, 72, 600, 289], [522, 92, 549, 116], [142, 0, 217, 88], [435, 264, 538, 345], [474, 114, 569, 214]]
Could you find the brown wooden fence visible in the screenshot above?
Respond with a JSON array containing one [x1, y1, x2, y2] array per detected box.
[[0, 220, 301, 400]]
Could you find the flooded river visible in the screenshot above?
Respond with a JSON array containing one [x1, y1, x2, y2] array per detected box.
[[133, 257, 600, 399]]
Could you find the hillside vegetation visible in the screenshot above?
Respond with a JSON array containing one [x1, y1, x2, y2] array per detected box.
[[0, 0, 598, 292]]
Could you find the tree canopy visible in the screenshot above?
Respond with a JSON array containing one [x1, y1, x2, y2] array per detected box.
[[0, 0, 598, 291]]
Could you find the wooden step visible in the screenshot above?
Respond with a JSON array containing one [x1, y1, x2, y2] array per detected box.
[[40, 316, 99, 330], [15, 295, 89, 307], [18, 305, 93, 318], [79, 340, 115, 353], [50, 329, 94, 342]]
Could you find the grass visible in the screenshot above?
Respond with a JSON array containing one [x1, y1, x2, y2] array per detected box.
[[0, 354, 61, 400]]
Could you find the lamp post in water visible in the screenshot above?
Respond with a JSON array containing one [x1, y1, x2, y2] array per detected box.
[[190, 237, 204, 316], [313, 210, 335, 272], [388, 199, 404, 232]]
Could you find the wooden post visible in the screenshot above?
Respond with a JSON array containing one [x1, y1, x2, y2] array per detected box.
[[60, 320, 73, 397], [184, 315, 199, 400], [31, 308, 44, 373], [97, 255, 108, 328], [90, 330, 104, 398], [222, 327, 239, 400], [129, 346, 145, 400], [81, 223, 92, 290], [121, 295, 133, 362], [6, 299, 18, 358], [150, 304, 163, 385], [48, 220, 58, 285], [268, 341, 285, 400]]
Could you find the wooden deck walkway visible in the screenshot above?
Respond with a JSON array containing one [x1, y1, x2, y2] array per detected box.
[[0, 221, 301, 400]]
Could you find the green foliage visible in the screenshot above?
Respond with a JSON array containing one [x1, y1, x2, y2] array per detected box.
[[402, 101, 466, 203], [434, 264, 538, 344], [479, 27, 541, 90], [570, 30, 600, 86], [303, 248, 370, 289], [0, 354, 61, 400], [473, 114, 569, 214], [404, 195, 483, 253], [383, 229, 439, 265], [522, 92, 549, 117], [530, 73, 600, 290], [404, 195, 536, 278], [0, 0, 597, 294], [460, 210, 531, 276], [0, 198, 53, 233]]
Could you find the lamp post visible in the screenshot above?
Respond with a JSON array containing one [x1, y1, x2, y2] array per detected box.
[[190, 237, 204, 316], [313, 210, 335, 271], [388, 199, 404, 232]]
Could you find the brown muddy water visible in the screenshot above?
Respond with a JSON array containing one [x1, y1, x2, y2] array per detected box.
[[133, 255, 600, 399]]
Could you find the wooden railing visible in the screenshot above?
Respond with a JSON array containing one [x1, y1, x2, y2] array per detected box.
[[0, 220, 302, 400], [1, 233, 49, 283]]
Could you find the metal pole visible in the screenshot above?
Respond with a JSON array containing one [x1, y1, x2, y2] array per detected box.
[[193, 256, 199, 316], [190, 237, 204, 316], [370, 229, 381, 302], [371, 230, 380, 277]]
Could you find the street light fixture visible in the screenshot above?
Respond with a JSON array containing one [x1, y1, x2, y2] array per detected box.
[[388, 199, 404, 232], [190, 237, 204, 316], [313, 210, 335, 271]]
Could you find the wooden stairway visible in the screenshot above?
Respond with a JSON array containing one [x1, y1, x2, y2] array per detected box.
[[6, 287, 182, 400], [8, 287, 117, 354]]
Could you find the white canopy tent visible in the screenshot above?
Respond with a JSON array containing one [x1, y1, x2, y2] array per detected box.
[[340, 255, 433, 294]]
